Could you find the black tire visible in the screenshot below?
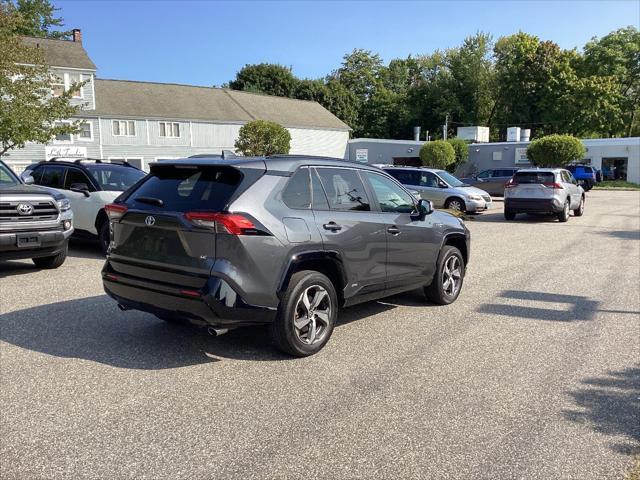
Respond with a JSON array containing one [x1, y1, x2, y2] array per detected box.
[[445, 197, 466, 212], [98, 220, 110, 255], [32, 241, 68, 269], [558, 199, 570, 222], [573, 195, 585, 217], [425, 245, 465, 305], [270, 270, 337, 357], [504, 209, 516, 220]]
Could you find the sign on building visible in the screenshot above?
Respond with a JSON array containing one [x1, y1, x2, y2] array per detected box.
[[355, 148, 368, 163], [45, 146, 87, 160], [515, 147, 530, 164]]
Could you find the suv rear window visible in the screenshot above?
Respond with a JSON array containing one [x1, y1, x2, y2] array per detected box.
[[513, 172, 555, 184], [127, 165, 242, 212]]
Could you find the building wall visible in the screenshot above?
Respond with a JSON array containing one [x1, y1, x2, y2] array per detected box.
[[463, 138, 640, 183], [51, 68, 96, 110], [347, 139, 425, 165], [1, 115, 350, 173]]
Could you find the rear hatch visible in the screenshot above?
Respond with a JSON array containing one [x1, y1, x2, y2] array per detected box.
[[106, 162, 265, 289], [506, 171, 557, 198]]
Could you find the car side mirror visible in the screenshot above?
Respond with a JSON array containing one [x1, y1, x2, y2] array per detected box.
[[70, 182, 90, 197], [412, 198, 433, 220], [21, 174, 35, 185]]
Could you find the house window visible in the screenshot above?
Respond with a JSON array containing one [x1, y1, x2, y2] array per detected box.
[[159, 122, 180, 138], [51, 73, 83, 98], [67, 72, 83, 99], [112, 120, 136, 137], [77, 121, 92, 141], [54, 121, 72, 143], [52, 75, 65, 97]]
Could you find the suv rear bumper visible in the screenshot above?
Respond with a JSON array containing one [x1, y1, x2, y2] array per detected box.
[[505, 198, 563, 214], [102, 265, 277, 327]]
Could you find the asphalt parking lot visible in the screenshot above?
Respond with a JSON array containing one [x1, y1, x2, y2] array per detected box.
[[1, 189, 639, 480]]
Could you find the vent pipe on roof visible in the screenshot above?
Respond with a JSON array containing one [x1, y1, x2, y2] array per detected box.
[[413, 126, 421, 141], [72, 29, 82, 43]]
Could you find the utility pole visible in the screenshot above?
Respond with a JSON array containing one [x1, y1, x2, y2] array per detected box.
[[443, 114, 449, 140]]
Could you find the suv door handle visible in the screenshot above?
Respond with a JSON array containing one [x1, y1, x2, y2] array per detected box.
[[387, 226, 400, 235], [323, 222, 342, 232]]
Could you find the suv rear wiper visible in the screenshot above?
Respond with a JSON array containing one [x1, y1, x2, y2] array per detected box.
[[134, 196, 164, 207]]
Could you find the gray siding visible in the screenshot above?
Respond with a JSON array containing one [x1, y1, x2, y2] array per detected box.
[[347, 139, 424, 164], [51, 68, 96, 110], [99, 118, 147, 145], [191, 122, 241, 148]]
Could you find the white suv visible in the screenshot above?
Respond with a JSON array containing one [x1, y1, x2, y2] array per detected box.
[[504, 168, 585, 222], [23, 159, 146, 252]]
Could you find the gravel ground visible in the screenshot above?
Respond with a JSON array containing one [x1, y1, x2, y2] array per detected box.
[[1, 189, 638, 480]]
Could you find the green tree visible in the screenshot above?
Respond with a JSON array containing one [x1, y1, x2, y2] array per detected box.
[[526, 134, 586, 167], [446, 138, 469, 172], [0, 6, 82, 157], [228, 63, 298, 98], [1, 0, 70, 39], [419, 140, 455, 169], [234, 120, 291, 156]]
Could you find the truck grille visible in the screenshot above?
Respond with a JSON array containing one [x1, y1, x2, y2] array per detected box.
[[0, 200, 58, 222]]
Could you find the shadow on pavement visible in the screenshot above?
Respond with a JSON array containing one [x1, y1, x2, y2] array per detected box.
[[69, 238, 105, 259], [477, 290, 601, 322], [472, 211, 561, 224], [598, 230, 640, 240], [563, 365, 640, 455], [0, 260, 39, 278], [0, 294, 403, 368]]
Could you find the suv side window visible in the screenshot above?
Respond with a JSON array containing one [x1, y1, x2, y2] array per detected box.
[[38, 165, 66, 188], [64, 168, 95, 191], [420, 171, 440, 188], [477, 170, 492, 179], [365, 172, 415, 213], [281, 167, 311, 209], [311, 169, 330, 210], [315, 168, 370, 212], [386, 169, 419, 186]]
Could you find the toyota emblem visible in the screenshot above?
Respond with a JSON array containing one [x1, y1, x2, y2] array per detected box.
[[145, 215, 156, 226], [16, 203, 34, 216]]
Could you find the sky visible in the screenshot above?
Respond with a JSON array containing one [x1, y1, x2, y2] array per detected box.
[[56, 0, 640, 87]]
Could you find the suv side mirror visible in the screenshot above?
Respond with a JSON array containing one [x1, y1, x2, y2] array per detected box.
[[412, 199, 433, 221], [70, 182, 90, 197], [21, 174, 35, 185]]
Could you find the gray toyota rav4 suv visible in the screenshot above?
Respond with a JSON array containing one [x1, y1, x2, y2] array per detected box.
[[102, 156, 470, 356]]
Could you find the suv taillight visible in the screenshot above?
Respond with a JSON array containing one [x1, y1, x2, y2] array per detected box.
[[105, 203, 128, 220], [543, 182, 564, 189], [184, 212, 257, 235]]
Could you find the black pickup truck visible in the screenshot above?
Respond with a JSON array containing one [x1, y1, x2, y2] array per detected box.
[[0, 160, 74, 268]]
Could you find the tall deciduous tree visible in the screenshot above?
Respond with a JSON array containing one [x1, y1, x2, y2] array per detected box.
[[0, 6, 83, 157], [1, 0, 70, 39], [228, 63, 298, 98]]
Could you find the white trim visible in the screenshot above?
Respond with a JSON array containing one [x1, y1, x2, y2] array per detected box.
[[90, 74, 96, 109], [97, 116, 104, 158], [145, 119, 150, 145], [158, 121, 181, 138], [189, 121, 193, 147], [16, 63, 96, 72], [76, 120, 93, 142], [111, 119, 136, 137]]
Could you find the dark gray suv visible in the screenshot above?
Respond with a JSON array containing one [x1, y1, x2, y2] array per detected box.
[[102, 156, 470, 356]]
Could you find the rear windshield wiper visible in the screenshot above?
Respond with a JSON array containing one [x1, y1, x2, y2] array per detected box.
[[134, 196, 164, 207]]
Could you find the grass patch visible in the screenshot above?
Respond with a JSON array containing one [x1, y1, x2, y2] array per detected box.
[[625, 456, 640, 480], [594, 180, 640, 190], [437, 208, 474, 220]]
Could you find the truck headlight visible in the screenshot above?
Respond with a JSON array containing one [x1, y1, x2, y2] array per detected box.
[[57, 199, 71, 212]]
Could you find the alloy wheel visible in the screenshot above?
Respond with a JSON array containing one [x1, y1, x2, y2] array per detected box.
[[442, 255, 462, 296], [448, 200, 463, 211], [293, 285, 331, 345]]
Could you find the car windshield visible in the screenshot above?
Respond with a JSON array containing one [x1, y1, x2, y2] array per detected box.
[[0, 162, 20, 187], [87, 165, 145, 191], [437, 171, 465, 187]]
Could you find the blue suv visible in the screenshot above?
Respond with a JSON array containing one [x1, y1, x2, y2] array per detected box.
[[566, 165, 597, 191]]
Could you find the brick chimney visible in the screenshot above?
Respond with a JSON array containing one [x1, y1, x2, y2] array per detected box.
[[72, 29, 82, 43]]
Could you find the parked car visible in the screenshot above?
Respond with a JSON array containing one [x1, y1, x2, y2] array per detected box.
[[102, 156, 470, 356], [459, 168, 520, 196], [504, 168, 585, 222], [23, 158, 146, 253], [382, 166, 492, 213], [0, 160, 73, 268], [566, 165, 597, 191]]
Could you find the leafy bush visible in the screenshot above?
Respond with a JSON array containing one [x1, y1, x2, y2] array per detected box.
[[446, 138, 469, 172], [526, 134, 586, 167], [419, 140, 455, 169], [234, 120, 291, 156]]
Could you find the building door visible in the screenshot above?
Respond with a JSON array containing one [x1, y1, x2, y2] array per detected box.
[[602, 157, 628, 181]]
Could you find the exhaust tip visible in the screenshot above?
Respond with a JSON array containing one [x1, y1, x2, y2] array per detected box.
[[117, 303, 128, 311], [207, 327, 229, 337]]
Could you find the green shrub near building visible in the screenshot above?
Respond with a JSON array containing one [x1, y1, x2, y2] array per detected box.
[[419, 140, 456, 170], [526, 134, 586, 167]]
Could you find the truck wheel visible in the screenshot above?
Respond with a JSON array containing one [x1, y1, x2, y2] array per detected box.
[[504, 210, 516, 220], [32, 241, 68, 269], [573, 196, 585, 217], [98, 220, 110, 255], [425, 245, 465, 305], [271, 270, 337, 357]]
